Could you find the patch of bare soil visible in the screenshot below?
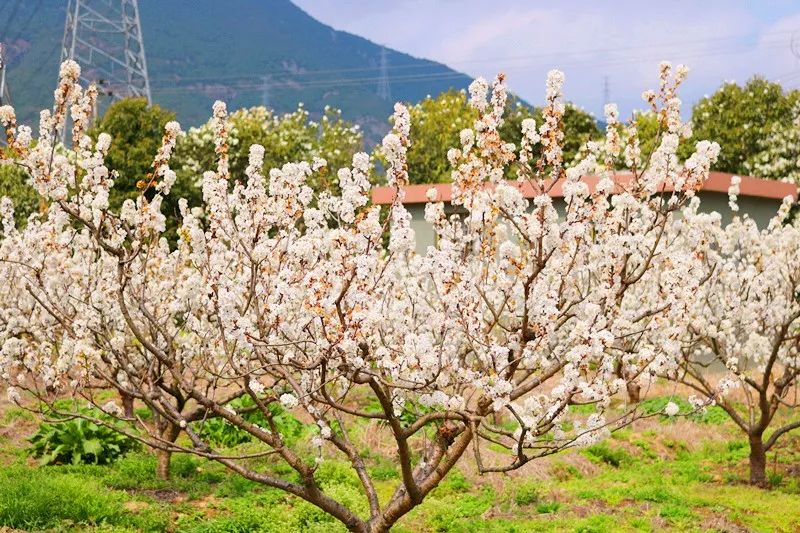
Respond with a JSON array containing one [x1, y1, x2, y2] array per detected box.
[[123, 500, 151, 512], [187, 494, 223, 517], [136, 488, 185, 503], [700, 512, 753, 533]]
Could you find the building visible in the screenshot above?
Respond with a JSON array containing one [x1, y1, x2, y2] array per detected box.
[[371, 172, 798, 254]]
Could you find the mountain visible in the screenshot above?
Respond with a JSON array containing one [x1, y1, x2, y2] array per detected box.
[[0, 0, 474, 141]]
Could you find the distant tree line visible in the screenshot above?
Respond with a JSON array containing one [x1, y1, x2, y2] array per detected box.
[[3, 76, 798, 230]]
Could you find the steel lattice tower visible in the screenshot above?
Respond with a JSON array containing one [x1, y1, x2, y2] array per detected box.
[[377, 46, 390, 101], [0, 43, 11, 107], [61, 0, 151, 103]]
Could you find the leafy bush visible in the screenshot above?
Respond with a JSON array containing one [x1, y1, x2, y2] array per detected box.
[[638, 396, 727, 424], [692, 405, 729, 424], [367, 463, 399, 481], [513, 482, 539, 506], [0, 163, 39, 226], [768, 471, 784, 488], [583, 443, 630, 467], [535, 501, 561, 514], [194, 396, 304, 448], [549, 461, 583, 481], [28, 407, 138, 466]]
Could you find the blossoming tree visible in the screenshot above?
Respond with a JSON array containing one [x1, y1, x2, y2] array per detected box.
[[1, 60, 719, 532], [675, 179, 800, 486]]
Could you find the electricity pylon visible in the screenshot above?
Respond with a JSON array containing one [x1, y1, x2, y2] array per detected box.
[[0, 42, 11, 107], [61, 0, 151, 103]]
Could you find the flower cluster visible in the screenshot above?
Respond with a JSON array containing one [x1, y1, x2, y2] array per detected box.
[[674, 182, 800, 484], [0, 60, 738, 530]]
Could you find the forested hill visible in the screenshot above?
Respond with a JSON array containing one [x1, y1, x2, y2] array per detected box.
[[1, 0, 473, 137]]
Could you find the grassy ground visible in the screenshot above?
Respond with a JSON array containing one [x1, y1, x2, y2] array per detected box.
[[1, 399, 799, 532]]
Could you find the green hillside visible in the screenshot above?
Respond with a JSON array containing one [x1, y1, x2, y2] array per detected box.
[[0, 0, 473, 139]]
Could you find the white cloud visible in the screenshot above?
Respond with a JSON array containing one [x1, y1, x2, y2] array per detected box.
[[294, 0, 800, 117]]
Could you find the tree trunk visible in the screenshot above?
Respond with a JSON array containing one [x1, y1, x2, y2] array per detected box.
[[626, 381, 641, 404], [156, 448, 172, 480], [120, 392, 135, 418], [614, 360, 641, 404], [155, 425, 181, 480], [748, 433, 767, 486]]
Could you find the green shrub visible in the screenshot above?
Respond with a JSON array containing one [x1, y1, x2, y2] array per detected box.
[[550, 461, 583, 481], [638, 396, 727, 424], [768, 471, 784, 488], [194, 396, 304, 448], [513, 482, 539, 506], [583, 442, 630, 467], [28, 407, 138, 466], [536, 501, 560, 514], [692, 405, 728, 424], [367, 463, 399, 480]]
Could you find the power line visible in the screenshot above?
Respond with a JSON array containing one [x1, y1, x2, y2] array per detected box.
[[147, 39, 793, 97], [144, 27, 800, 86], [152, 70, 468, 95]]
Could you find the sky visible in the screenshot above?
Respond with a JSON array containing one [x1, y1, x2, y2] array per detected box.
[[293, 0, 800, 118]]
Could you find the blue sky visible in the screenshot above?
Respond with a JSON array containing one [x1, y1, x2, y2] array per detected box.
[[294, 0, 800, 118]]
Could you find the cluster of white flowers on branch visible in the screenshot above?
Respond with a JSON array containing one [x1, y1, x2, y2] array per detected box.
[[744, 102, 800, 185], [676, 186, 800, 486], [0, 61, 723, 532]]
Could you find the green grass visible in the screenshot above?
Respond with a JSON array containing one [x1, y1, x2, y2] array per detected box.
[[1, 414, 800, 533], [0, 465, 168, 531], [583, 442, 631, 467]]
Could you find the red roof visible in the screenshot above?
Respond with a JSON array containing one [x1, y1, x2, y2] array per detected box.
[[371, 172, 798, 205]]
